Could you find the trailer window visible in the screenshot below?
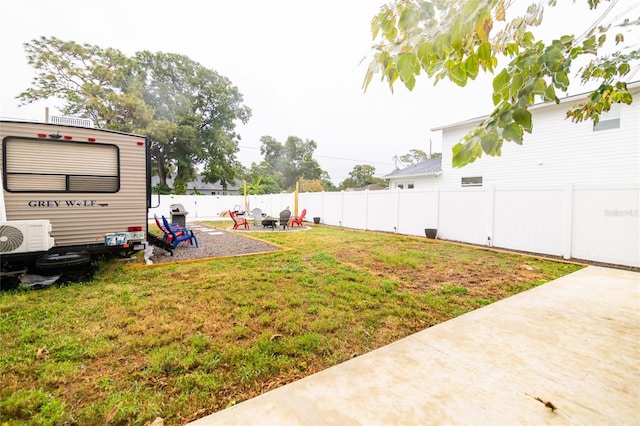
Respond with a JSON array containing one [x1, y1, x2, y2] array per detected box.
[[3, 138, 120, 193]]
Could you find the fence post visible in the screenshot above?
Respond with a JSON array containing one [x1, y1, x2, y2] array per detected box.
[[395, 188, 401, 233], [340, 191, 344, 227], [488, 185, 495, 246], [435, 188, 440, 233], [364, 189, 369, 230], [562, 184, 574, 259]]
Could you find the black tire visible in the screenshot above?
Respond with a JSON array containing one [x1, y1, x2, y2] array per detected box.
[[35, 251, 91, 269]]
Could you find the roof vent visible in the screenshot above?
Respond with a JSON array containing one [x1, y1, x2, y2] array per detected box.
[[50, 116, 94, 128]]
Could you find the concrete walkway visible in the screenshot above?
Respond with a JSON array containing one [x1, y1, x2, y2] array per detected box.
[[191, 266, 640, 425]]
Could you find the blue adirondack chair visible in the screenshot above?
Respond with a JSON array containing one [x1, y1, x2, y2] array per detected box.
[[161, 216, 199, 248]]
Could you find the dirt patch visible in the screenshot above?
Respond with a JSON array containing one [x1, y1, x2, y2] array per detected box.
[[334, 241, 558, 301]]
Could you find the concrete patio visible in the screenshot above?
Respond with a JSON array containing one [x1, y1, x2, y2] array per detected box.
[[191, 266, 639, 425]]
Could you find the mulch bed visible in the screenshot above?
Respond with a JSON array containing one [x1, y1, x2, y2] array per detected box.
[[147, 222, 307, 264]]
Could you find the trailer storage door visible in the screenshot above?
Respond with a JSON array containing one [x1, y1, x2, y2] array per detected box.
[[3, 138, 119, 193]]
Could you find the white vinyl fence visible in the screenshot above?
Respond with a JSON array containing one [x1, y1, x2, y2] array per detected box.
[[149, 184, 639, 268]]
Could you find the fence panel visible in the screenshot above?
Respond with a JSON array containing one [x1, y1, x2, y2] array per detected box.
[[149, 194, 242, 220], [366, 191, 396, 233], [493, 187, 566, 256], [340, 192, 368, 229], [317, 192, 344, 226], [299, 192, 323, 223], [437, 188, 492, 245], [397, 190, 440, 236], [147, 184, 639, 267], [571, 186, 639, 266]]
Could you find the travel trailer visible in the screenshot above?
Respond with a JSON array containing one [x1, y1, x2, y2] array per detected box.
[[0, 120, 152, 279]]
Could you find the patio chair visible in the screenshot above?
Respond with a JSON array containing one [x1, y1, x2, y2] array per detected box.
[[161, 216, 199, 248], [289, 208, 307, 228], [231, 205, 244, 216], [154, 214, 185, 242], [229, 210, 249, 230], [279, 208, 291, 230], [250, 208, 263, 226]]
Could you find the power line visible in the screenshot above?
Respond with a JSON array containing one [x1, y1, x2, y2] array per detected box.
[[237, 145, 395, 166]]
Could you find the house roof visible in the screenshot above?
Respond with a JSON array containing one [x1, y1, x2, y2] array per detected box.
[[151, 175, 242, 191], [383, 158, 442, 179], [347, 184, 387, 191]]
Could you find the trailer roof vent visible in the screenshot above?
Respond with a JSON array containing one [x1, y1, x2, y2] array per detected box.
[[50, 116, 94, 128]]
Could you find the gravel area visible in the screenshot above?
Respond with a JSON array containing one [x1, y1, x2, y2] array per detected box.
[[148, 222, 300, 264]]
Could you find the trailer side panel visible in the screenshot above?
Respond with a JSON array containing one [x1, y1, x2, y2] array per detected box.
[[1, 121, 147, 248]]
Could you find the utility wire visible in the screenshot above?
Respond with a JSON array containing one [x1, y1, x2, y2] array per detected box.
[[237, 145, 395, 166]]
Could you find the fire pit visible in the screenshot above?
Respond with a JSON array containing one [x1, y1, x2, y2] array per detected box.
[[261, 218, 278, 229]]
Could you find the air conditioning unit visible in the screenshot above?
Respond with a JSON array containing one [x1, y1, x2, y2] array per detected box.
[[0, 220, 55, 254]]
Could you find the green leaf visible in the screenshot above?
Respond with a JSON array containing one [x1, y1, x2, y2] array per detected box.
[[553, 70, 570, 90], [560, 35, 574, 46], [371, 14, 383, 40], [381, 13, 395, 36], [582, 36, 596, 53], [475, 10, 493, 41], [542, 46, 564, 71], [452, 142, 469, 167], [532, 78, 547, 95], [618, 62, 631, 75], [477, 41, 492, 62], [502, 123, 524, 144], [397, 53, 418, 84], [492, 91, 502, 106], [417, 42, 433, 67], [450, 63, 468, 86], [465, 55, 479, 79], [513, 108, 532, 132], [480, 132, 499, 154], [398, 7, 419, 32], [510, 72, 523, 96], [493, 69, 510, 92], [498, 109, 512, 126], [403, 74, 416, 91], [544, 84, 557, 102]]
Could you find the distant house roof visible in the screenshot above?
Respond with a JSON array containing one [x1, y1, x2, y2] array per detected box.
[[384, 158, 442, 179], [347, 184, 388, 191], [152, 175, 242, 192]]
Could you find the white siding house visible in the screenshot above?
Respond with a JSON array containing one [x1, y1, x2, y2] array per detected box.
[[384, 158, 442, 189], [378, 85, 639, 267], [431, 85, 640, 188]]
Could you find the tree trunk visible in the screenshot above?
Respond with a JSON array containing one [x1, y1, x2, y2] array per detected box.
[[156, 150, 168, 186]]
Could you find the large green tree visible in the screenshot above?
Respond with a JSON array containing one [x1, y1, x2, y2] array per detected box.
[[243, 163, 283, 195], [399, 148, 429, 165], [364, 0, 639, 167], [257, 135, 327, 190], [339, 164, 388, 190], [18, 37, 251, 190], [19, 36, 153, 131]]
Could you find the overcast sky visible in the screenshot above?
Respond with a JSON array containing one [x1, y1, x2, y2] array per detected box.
[[1, 0, 637, 184]]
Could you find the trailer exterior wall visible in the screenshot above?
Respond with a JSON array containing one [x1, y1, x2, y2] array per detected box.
[[1, 121, 147, 248]]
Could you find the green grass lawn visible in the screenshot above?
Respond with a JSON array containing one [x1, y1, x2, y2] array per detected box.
[[0, 223, 582, 425]]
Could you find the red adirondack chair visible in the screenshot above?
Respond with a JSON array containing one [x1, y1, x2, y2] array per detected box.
[[288, 208, 307, 227], [230, 210, 249, 230]]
